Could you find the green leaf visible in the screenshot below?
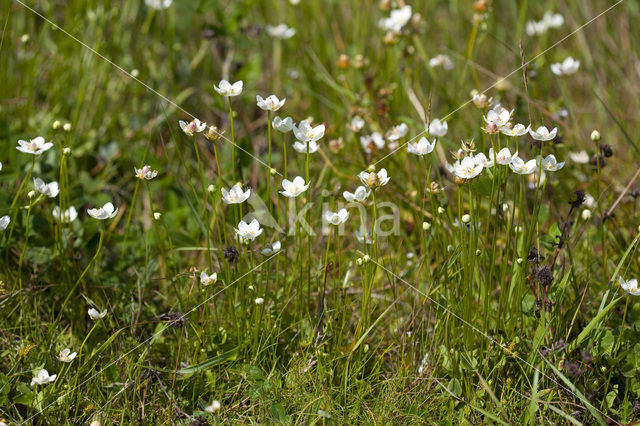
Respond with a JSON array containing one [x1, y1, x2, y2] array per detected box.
[[569, 296, 621, 351], [177, 348, 238, 376]]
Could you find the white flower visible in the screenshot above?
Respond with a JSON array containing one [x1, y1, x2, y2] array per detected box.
[[407, 137, 436, 156], [256, 95, 286, 111], [87, 202, 118, 220], [33, 178, 59, 198], [0, 216, 10, 231], [134, 165, 158, 180], [214, 80, 243, 97], [386, 123, 408, 141], [472, 93, 492, 108], [293, 140, 320, 154], [0, 161, 2, 171], [53, 206, 78, 223], [265, 24, 296, 39], [454, 156, 483, 180], [529, 125, 557, 141], [500, 123, 530, 137], [619, 276, 640, 296], [221, 184, 251, 204], [355, 225, 373, 245], [343, 186, 371, 203], [551, 56, 580, 76], [358, 168, 390, 188], [280, 176, 310, 197], [293, 121, 325, 143], [378, 5, 412, 32], [58, 349, 77, 363], [569, 150, 589, 164], [525, 20, 548, 36], [484, 107, 512, 127], [427, 118, 448, 137], [17, 137, 53, 155], [205, 400, 222, 413], [88, 308, 108, 320], [348, 116, 365, 132], [179, 119, 206, 136], [261, 241, 281, 255], [490, 147, 515, 165], [585, 193, 596, 209], [272, 116, 294, 133], [324, 208, 349, 225], [543, 12, 564, 28], [200, 271, 217, 286], [235, 219, 263, 241], [538, 154, 565, 172], [154, 212, 162, 220], [509, 155, 537, 175], [255, 297, 264, 305], [31, 369, 56, 386], [429, 54, 454, 70], [474, 153, 494, 168], [360, 132, 385, 153], [144, 0, 172, 9]]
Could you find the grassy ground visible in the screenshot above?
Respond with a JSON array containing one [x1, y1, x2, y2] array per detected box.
[[2, 0, 640, 424]]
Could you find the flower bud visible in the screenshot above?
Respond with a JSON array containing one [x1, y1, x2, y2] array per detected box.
[[422, 221, 431, 231], [502, 203, 509, 212], [363, 254, 371, 263], [21, 34, 30, 43], [475, 249, 481, 256], [581, 209, 592, 220], [255, 297, 264, 305], [447, 245, 454, 253], [461, 214, 471, 224], [131, 69, 140, 78], [248, 285, 255, 291], [207, 184, 215, 193], [437, 207, 445, 215], [63, 123, 71, 132], [367, 164, 375, 172], [270, 168, 277, 176], [153, 212, 161, 220], [590, 130, 601, 142], [356, 257, 363, 266], [52, 120, 61, 129], [63, 147, 72, 157], [517, 258, 524, 264], [204, 125, 221, 141], [28, 190, 36, 199]]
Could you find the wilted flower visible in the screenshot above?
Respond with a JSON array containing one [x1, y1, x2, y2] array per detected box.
[[509, 155, 537, 175], [33, 178, 59, 198], [386, 123, 408, 141], [343, 186, 371, 203], [272, 116, 294, 133], [551, 57, 580, 76], [179, 119, 206, 136], [52, 206, 78, 223], [500, 123, 530, 137], [293, 140, 320, 154], [265, 24, 296, 39], [280, 176, 310, 197], [324, 209, 349, 225], [17, 137, 53, 155], [360, 132, 385, 153], [88, 308, 108, 320], [31, 369, 56, 386], [619, 276, 640, 296], [204, 125, 223, 141], [538, 154, 565, 171], [214, 80, 243, 97], [472, 92, 492, 108], [358, 168, 390, 188], [407, 137, 436, 156], [328, 137, 344, 152], [293, 121, 325, 143], [58, 349, 77, 363], [427, 118, 448, 137], [235, 219, 263, 241], [0, 216, 9, 231], [429, 54, 454, 70], [221, 184, 251, 204], [454, 156, 483, 180], [378, 5, 412, 32], [261, 241, 281, 255], [529, 126, 557, 141], [87, 202, 118, 220], [256, 95, 286, 111], [144, 0, 172, 9], [200, 271, 217, 286], [348, 116, 365, 132], [134, 165, 158, 180]]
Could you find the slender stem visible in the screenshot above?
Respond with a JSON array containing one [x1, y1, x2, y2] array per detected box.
[[228, 97, 236, 183]]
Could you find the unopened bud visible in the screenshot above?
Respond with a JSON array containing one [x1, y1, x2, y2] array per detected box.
[[461, 214, 471, 224], [367, 164, 375, 172], [63, 147, 71, 156], [131, 69, 140, 78], [590, 130, 601, 142], [21, 34, 30, 43], [517, 258, 524, 264], [63, 123, 71, 132], [447, 245, 454, 253], [52, 120, 61, 129], [28, 190, 36, 199], [581, 209, 592, 220], [363, 254, 371, 263], [270, 168, 277, 176], [422, 221, 431, 231], [153, 212, 161, 220], [255, 297, 264, 305], [356, 257, 363, 266], [475, 249, 481, 256], [207, 184, 215, 193], [437, 207, 445, 215]]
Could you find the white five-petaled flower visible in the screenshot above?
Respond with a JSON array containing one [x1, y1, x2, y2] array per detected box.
[[360, 133, 385, 153], [429, 54, 454, 70], [484, 107, 512, 127], [53, 206, 78, 223], [358, 168, 390, 188], [427, 118, 448, 137], [569, 150, 590, 164], [378, 5, 412, 32], [500, 123, 530, 137], [145, 0, 172, 9], [325, 209, 349, 225], [17, 137, 53, 155], [134, 165, 158, 180], [0, 216, 10, 231], [538, 154, 565, 171], [235, 219, 263, 241], [272, 116, 294, 133], [348, 116, 365, 132], [407, 137, 436, 156], [454, 156, 483, 180], [474, 153, 494, 168], [200, 271, 217, 286], [256, 95, 286, 111], [58, 349, 77, 363], [88, 308, 108, 320], [551, 56, 580, 76], [87, 202, 118, 220], [386, 123, 408, 141], [619, 276, 640, 296], [280, 176, 310, 197], [265, 24, 296, 39], [179, 119, 206, 136], [293, 121, 325, 143], [490, 147, 515, 165], [529, 125, 557, 141], [214, 79, 243, 97], [343, 186, 371, 203], [293, 140, 320, 154], [221, 184, 251, 204], [261, 241, 281, 256], [509, 155, 537, 175], [33, 178, 59, 198], [31, 369, 56, 386]]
